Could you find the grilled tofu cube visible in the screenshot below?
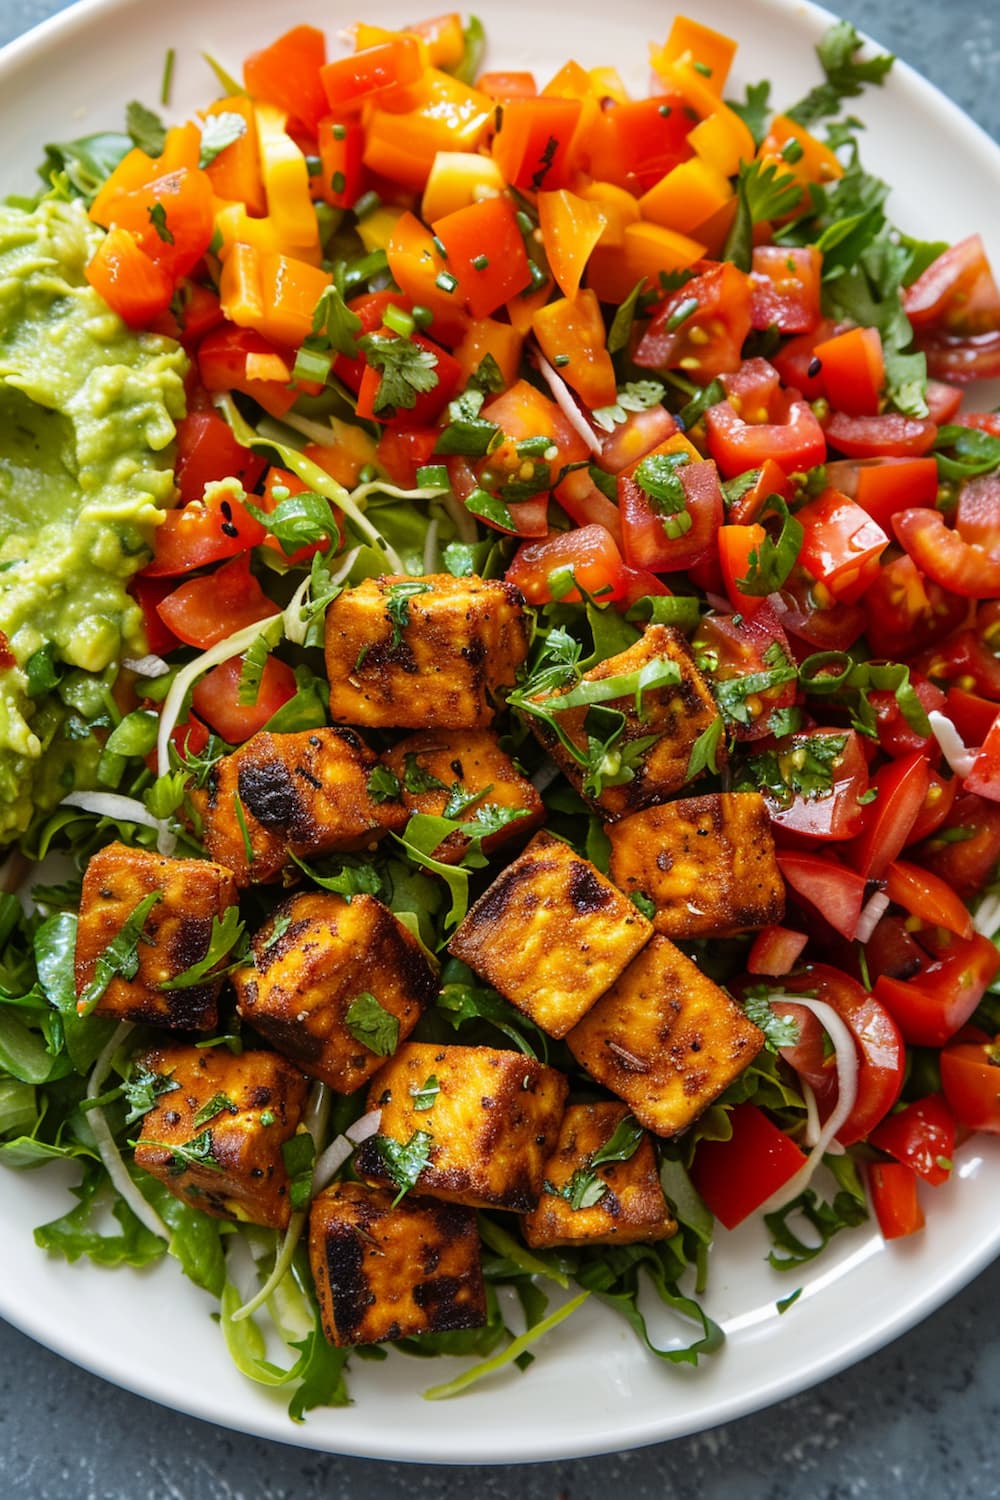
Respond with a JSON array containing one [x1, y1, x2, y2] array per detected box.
[[381, 728, 545, 864], [608, 792, 784, 938], [566, 936, 765, 1136], [199, 727, 407, 885], [529, 624, 722, 817], [521, 1102, 677, 1248], [74, 843, 237, 1031], [449, 830, 652, 1037], [309, 1182, 486, 1347], [132, 1043, 310, 1227], [324, 573, 529, 729], [355, 1042, 568, 1212], [232, 891, 437, 1093]]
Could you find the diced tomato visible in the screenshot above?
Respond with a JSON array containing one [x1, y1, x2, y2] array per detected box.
[[955, 471, 1000, 554], [144, 487, 268, 577], [865, 914, 928, 985], [868, 676, 945, 760], [554, 466, 623, 543], [690, 1103, 806, 1230], [903, 234, 1000, 336], [848, 750, 931, 881], [924, 379, 964, 424], [771, 317, 837, 400], [954, 411, 1000, 438], [156, 555, 280, 649], [765, 729, 870, 842], [174, 407, 267, 506], [940, 1034, 1000, 1134], [944, 687, 999, 745], [476, 70, 538, 101], [911, 626, 1000, 701], [505, 524, 626, 605], [823, 411, 938, 458], [596, 406, 678, 476], [813, 326, 884, 416], [777, 566, 867, 653], [616, 565, 672, 609], [481, 379, 590, 472], [861, 553, 967, 661], [868, 1161, 925, 1239], [884, 858, 974, 940], [634, 262, 753, 383], [705, 389, 826, 478], [777, 851, 867, 940], [824, 456, 939, 533], [191, 653, 297, 743], [580, 94, 694, 193], [875, 930, 1000, 1048], [691, 605, 797, 741], [914, 791, 1000, 897], [795, 487, 888, 604], [894, 508, 1000, 598], [746, 924, 809, 976], [129, 574, 181, 656], [198, 326, 298, 419], [918, 329, 1000, 383], [724, 458, 793, 525], [966, 714, 1000, 803], [718, 522, 768, 616], [904, 765, 957, 846], [749, 245, 822, 334], [376, 427, 439, 490], [532, 289, 617, 409], [619, 458, 723, 572]]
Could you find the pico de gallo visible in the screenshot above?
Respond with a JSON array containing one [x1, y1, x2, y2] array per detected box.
[[3, 9, 1000, 1415]]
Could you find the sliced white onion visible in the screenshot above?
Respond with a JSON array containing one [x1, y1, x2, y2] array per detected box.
[[854, 889, 890, 945], [534, 352, 603, 456], [767, 591, 788, 615], [760, 994, 859, 1212], [282, 547, 363, 646], [310, 1136, 355, 1197], [974, 892, 1000, 938], [530, 760, 562, 794], [87, 1022, 170, 1243], [800, 1078, 821, 1148], [122, 654, 170, 678], [346, 1107, 382, 1145], [60, 792, 177, 856], [929, 710, 978, 778]]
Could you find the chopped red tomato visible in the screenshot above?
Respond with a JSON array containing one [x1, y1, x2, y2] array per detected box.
[[156, 556, 281, 650], [884, 858, 974, 940], [432, 196, 533, 319], [914, 791, 1000, 897], [777, 851, 867, 940], [746, 924, 809, 976], [823, 411, 938, 459], [144, 489, 268, 577], [824, 456, 939, 533], [129, 575, 181, 657], [965, 714, 1000, 803], [940, 1034, 1000, 1133], [813, 326, 884, 416], [749, 245, 822, 334], [795, 487, 888, 604], [691, 606, 797, 741], [955, 471, 1000, 554], [191, 653, 297, 743], [861, 553, 967, 660], [705, 389, 826, 478], [904, 765, 958, 846], [690, 1103, 806, 1230], [319, 36, 424, 110], [903, 234, 1000, 336], [174, 407, 267, 507], [635, 262, 753, 383], [894, 508, 1000, 598], [619, 458, 723, 572], [505, 524, 626, 604], [765, 729, 870, 842], [868, 676, 945, 760], [848, 750, 931, 881], [869, 1161, 925, 1239], [875, 930, 1000, 1048]]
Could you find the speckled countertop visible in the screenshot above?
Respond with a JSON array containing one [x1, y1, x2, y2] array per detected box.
[[1, 1, 998, 1495]]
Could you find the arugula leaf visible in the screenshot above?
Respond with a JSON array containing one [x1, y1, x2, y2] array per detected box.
[[159, 907, 247, 992], [198, 111, 247, 168], [344, 992, 400, 1058], [385, 579, 434, 649], [125, 100, 167, 156], [34, 1161, 167, 1269], [77, 893, 162, 1017], [725, 78, 772, 148], [764, 1184, 868, 1269], [38, 132, 132, 201], [786, 21, 894, 129], [288, 851, 383, 900], [280, 1131, 316, 1211], [368, 1129, 433, 1206], [741, 990, 802, 1052], [357, 333, 439, 414], [437, 961, 544, 1058]]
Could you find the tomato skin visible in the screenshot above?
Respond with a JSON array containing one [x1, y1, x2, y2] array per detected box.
[[813, 325, 884, 417], [894, 508, 1000, 599], [749, 245, 822, 334], [823, 411, 938, 459], [690, 1103, 806, 1230], [870, 1095, 957, 1187], [554, 467, 623, 544], [946, 689, 1000, 746], [634, 262, 753, 383], [492, 95, 584, 192], [848, 750, 931, 881], [777, 566, 866, 653], [197, 326, 298, 419], [191, 654, 297, 743], [865, 914, 928, 985], [746, 924, 809, 976], [144, 489, 268, 577], [869, 1162, 925, 1239], [504, 524, 626, 605], [919, 329, 1000, 383], [903, 764, 957, 846], [596, 405, 678, 476], [940, 1036, 1000, 1133], [156, 555, 281, 649], [725, 458, 793, 525], [774, 963, 906, 1146], [704, 391, 826, 478], [356, 329, 462, 426], [795, 487, 888, 604], [912, 628, 1000, 702], [778, 851, 867, 940], [861, 553, 967, 661], [174, 408, 267, 506], [376, 427, 439, 490], [771, 317, 836, 400], [955, 471, 1000, 554], [903, 234, 1000, 335], [93, 167, 215, 281], [884, 858, 974, 940], [868, 676, 945, 760], [875, 931, 1000, 1047], [766, 729, 870, 843], [619, 459, 723, 572]]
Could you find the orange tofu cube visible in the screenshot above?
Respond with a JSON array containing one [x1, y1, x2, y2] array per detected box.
[[323, 573, 529, 729], [521, 1101, 677, 1248], [449, 830, 652, 1037], [566, 935, 765, 1136], [132, 1043, 310, 1227], [355, 1041, 568, 1211], [74, 842, 237, 1030], [232, 890, 437, 1093], [309, 1182, 486, 1346], [607, 792, 785, 937]]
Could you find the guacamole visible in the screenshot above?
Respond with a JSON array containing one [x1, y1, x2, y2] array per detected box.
[[0, 199, 187, 843]]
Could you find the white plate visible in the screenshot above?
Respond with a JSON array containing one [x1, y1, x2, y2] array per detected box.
[[2, 0, 999, 1465]]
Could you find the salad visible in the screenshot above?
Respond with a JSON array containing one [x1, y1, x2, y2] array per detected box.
[[2, 6, 1000, 1424]]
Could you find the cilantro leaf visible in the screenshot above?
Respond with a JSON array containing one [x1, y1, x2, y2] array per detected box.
[[77, 892, 162, 1016], [245, 492, 336, 556], [735, 497, 804, 595], [403, 754, 448, 795], [344, 992, 400, 1057], [159, 906, 247, 991], [134, 1129, 223, 1176], [741, 989, 802, 1052], [357, 333, 439, 415], [725, 78, 773, 149], [310, 282, 362, 360], [125, 99, 166, 156], [369, 1129, 433, 1205], [282, 1132, 317, 1211], [711, 641, 799, 728], [724, 160, 801, 271], [738, 731, 848, 807], [198, 111, 247, 168], [592, 380, 666, 434], [122, 1062, 180, 1125], [786, 21, 894, 129], [366, 765, 402, 804], [193, 1092, 239, 1127], [934, 424, 1000, 481], [385, 579, 434, 649], [236, 618, 283, 706], [409, 1074, 440, 1111]]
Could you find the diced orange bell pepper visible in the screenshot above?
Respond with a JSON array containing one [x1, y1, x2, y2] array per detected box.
[[656, 16, 738, 95], [759, 113, 844, 190], [158, 123, 203, 173], [575, 181, 640, 248], [198, 325, 298, 418], [219, 242, 331, 348], [385, 210, 471, 344], [492, 96, 583, 191], [537, 189, 608, 300], [244, 25, 330, 135], [639, 157, 732, 235], [89, 148, 158, 224], [364, 70, 494, 191], [505, 280, 552, 337], [588, 66, 630, 104], [316, 113, 367, 209], [577, 95, 694, 193], [687, 110, 755, 178], [690, 194, 740, 258], [410, 12, 466, 70], [452, 318, 524, 389], [532, 289, 617, 410], [85, 226, 174, 327], [91, 167, 215, 280], [320, 37, 425, 111], [586, 221, 706, 303], [432, 196, 533, 319], [303, 430, 378, 489], [477, 70, 538, 101], [202, 97, 265, 218], [420, 151, 506, 224]]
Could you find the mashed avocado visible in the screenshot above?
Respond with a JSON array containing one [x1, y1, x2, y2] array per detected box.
[[0, 198, 187, 844]]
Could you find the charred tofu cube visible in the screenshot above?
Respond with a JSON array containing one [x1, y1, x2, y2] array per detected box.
[[529, 624, 722, 818], [608, 792, 784, 938], [199, 727, 407, 885], [566, 936, 765, 1136], [381, 728, 545, 864], [232, 890, 437, 1093], [74, 843, 237, 1031], [324, 573, 529, 729], [132, 1043, 310, 1227], [449, 830, 652, 1037], [355, 1042, 568, 1212], [521, 1102, 677, 1249], [309, 1182, 486, 1347]]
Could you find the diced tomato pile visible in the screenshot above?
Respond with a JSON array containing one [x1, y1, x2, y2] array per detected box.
[[95, 12, 1000, 1246]]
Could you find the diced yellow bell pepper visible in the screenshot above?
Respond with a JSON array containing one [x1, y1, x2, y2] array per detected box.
[[760, 113, 844, 187], [688, 108, 756, 179], [453, 318, 525, 388], [356, 204, 406, 254], [588, 66, 630, 104], [575, 181, 640, 248], [254, 103, 321, 259], [421, 151, 505, 223], [655, 16, 738, 95]]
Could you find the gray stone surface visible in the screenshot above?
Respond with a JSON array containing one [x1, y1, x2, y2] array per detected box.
[[1, 1, 998, 1495]]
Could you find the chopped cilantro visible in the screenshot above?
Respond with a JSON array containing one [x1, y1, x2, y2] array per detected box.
[[366, 765, 402, 804], [77, 892, 162, 1017], [385, 579, 434, 649], [344, 992, 400, 1058], [742, 989, 802, 1052], [409, 1075, 440, 1112], [198, 111, 247, 167], [786, 21, 894, 129], [369, 1129, 433, 1206], [125, 99, 166, 156], [160, 907, 247, 991]]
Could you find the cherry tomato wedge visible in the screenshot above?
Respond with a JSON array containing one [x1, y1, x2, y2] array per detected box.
[[869, 1095, 957, 1186], [868, 1162, 925, 1239], [940, 1034, 1000, 1133], [875, 931, 1000, 1047], [156, 555, 281, 649], [690, 1103, 806, 1230], [144, 489, 268, 577], [191, 653, 297, 743]]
